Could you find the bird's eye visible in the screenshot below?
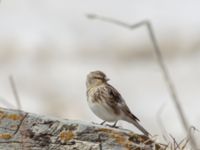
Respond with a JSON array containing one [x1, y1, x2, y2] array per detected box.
[[94, 77, 102, 80]]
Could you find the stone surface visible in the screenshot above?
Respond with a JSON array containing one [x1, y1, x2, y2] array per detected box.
[[0, 107, 163, 150]]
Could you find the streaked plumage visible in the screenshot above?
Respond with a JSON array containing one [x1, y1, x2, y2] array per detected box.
[[86, 71, 149, 136]]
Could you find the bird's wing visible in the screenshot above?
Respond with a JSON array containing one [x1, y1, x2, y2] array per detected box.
[[103, 84, 140, 121]]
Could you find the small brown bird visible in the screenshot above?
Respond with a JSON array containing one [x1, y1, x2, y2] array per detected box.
[[86, 70, 149, 136]]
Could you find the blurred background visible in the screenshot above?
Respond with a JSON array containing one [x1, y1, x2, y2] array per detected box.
[[0, 0, 200, 143]]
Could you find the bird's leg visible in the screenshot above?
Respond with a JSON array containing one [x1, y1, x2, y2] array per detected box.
[[111, 121, 118, 128], [100, 120, 106, 125], [106, 121, 119, 128]]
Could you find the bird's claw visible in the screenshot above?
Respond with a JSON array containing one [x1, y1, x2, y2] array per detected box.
[[106, 124, 120, 128]]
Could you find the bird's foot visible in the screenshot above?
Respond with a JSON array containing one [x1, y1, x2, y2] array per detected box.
[[100, 120, 106, 125], [92, 121, 107, 126], [106, 121, 120, 128], [106, 124, 120, 128]]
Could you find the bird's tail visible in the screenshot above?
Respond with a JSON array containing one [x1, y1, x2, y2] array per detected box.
[[129, 119, 150, 136]]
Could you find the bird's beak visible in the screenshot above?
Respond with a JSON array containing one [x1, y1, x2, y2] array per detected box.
[[105, 78, 110, 81]]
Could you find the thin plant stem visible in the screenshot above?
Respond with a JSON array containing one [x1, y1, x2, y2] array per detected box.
[[9, 75, 22, 110]]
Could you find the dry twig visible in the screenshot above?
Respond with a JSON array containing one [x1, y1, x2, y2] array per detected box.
[[156, 102, 170, 142], [9, 75, 22, 110]]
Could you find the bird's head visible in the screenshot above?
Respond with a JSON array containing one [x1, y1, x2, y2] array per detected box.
[[86, 71, 109, 89]]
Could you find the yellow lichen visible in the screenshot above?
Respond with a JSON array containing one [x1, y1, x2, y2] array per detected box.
[[97, 128, 113, 133], [59, 130, 74, 143], [125, 141, 135, 150], [111, 133, 126, 145], [0, 111, 5, 119], [0, 133, 12, 139], [98, 128, 131, 148], [98, 128, 147, 150], [6, 114, 23, 120]]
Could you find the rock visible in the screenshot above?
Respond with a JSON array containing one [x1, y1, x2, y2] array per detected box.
[[0, 107, 163, 150]]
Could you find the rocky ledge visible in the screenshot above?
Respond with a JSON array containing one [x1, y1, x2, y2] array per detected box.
[[0, 107, 163, 150]]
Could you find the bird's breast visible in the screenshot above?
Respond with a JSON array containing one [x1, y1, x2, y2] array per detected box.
[[87, 86, 121, 122]]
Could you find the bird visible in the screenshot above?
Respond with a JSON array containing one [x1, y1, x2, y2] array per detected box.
[[86, 70, 150, 136]]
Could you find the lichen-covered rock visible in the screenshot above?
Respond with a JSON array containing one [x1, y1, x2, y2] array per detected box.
[[0, 107, 163, 150]]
